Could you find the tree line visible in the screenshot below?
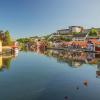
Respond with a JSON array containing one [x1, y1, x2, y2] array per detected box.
[[0, 30, 12, 46]]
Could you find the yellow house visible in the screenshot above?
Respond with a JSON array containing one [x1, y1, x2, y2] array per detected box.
[[0, 56, 2, 69], [0, 40, 2, 53]]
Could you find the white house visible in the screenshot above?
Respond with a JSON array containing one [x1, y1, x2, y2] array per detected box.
[[72, 33, 87, 41], [69, 26, 83, 33]]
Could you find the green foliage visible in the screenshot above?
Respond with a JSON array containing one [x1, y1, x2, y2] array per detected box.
[[48, 37, 56, 42], [4, 58, 12, 70], [17, 38, 30, 43], [0, 58, 12, 71], [73, 32, 80, 34], [4, 31, 12, 45], [48, 35, 72, 42], [0, 30, 4, 40], [89, 28, 98, 36], [63, 38, 72, 41], [43, 35, 51, 40], [0, 30, 12, 46], [57, 36, 72, 41]]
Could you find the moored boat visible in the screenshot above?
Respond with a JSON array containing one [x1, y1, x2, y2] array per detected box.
[[95, 45, 100, 52]]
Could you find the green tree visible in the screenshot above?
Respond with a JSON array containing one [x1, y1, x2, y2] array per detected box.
[[43, 35, 51, 40], [5, 31, 12, 45], [17, 38, 30, 43], [72, 32, 81, 34], [0, 30, 4, 40], [89, 28, 98, 36], [4, 58, 12, 70]]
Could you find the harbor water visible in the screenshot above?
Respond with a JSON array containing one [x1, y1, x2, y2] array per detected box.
[[0, 50, 100, 100]]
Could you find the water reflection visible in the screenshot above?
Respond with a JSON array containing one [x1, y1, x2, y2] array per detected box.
[[31, 48, 100, 80], [0, 48, 100, 100], [0, 49, 18, 72], [34, 49, 100, 67], [96, 61, 100, 78]]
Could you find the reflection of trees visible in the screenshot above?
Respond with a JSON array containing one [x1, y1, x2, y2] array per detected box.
[[57, 56, 84, 67], [43, 50, 85, 67], [0, 56, 13, 72], [96, 61, 100, 78], [28, 48, 100, 68], [43, 50, 99, 68], [58, 51, 84, 67], [57, 57, 73, 66], [21, 45, 29, 52], [3, 58, 12, 70]]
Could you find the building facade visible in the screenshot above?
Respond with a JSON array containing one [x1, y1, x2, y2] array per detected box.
[[72, 33, 87, 41], [69, 26, 83, 33], [57, 29, 69, 35]]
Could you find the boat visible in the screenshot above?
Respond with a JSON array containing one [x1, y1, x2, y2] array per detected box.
[[95, 45, 100, 52]]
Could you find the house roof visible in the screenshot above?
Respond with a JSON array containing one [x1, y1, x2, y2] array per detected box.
[[69, 26, 83, 28], [57, 29, 69, 31]]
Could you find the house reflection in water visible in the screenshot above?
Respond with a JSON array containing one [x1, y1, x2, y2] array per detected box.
[[86, 53, 95, 63], [96, 61, 100, 78], [0, 56, 2, 69], [36, 49, 100, 68], [0, 55, 12, 71], [72, 61, 81, 68], [43, 50, 85, 67], [31, 47, 100, 70], [0, 49, 18, 72]]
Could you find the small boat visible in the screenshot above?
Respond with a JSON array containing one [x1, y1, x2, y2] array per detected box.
[[95, 53, 100, 58], [95, 45, 100, 52]]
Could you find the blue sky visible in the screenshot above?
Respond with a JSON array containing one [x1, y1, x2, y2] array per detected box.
[[0, 0, 100, 39]]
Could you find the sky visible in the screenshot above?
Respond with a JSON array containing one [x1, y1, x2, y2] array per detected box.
[[0, 0, 100, 39]]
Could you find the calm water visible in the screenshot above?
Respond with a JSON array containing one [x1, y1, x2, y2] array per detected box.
[[0, 50, 100, 100]]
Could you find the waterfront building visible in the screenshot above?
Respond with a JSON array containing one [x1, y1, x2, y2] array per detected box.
[[56, 26, 83, 34], [87, 41, 95, 51], [49, 31, 73, 41], [57, 29, 69, 35], [52, 41, 62, 48], [69, 26, 83, 33], [49, 26, 83, 39], [72, 33, 87, 41]]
